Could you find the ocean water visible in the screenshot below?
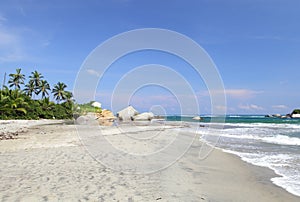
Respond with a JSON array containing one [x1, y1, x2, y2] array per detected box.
[[166, 115, 300, 197]]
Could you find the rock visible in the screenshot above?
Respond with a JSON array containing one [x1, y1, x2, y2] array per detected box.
[[292, 114, 300, 118], [192, 116, 202, 120], [133, 112, 154, 121], [75, 114, 98, 125], [76, 110, 116, 126], [95, 110, 116, 126], [116, 106, 139, 121], [273, 114, 281, 118]]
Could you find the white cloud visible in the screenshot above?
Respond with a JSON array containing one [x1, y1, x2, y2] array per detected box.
[[238, 104, 264, 111], [225, 89, 263, 99], [272, 105, 288, 109], [279, 80, 288, 85], [0, 15, 26, 62], [200, 89, 262, 99], [41, 40, 50, 47], [86, 69, 101, 77], [0, 31, 25, 62], [0, 30, 18, 45], [0, 13, 51, 63], [251, 35, 282, 41], [0, 14, 7, 23]]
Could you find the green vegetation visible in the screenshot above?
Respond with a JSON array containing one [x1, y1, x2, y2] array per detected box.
[[73, 101, 102, 119], [0, 69, 74, 120], [292, 109, 300, 114]]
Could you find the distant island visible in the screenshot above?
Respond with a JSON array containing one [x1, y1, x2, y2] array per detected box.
[[265, 109, 300, 119]]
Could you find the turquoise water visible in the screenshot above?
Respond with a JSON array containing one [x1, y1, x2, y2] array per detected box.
[[166, 114, 300, 124], [165, 115, 300, 197]]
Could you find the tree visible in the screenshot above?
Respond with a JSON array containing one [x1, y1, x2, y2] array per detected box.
[[24, 80, 35, 97], [0, 87, 28, 116], [1, 69, 76, 120], [38, 80, 51, 98], [29, 70, 44, 96], [52, 82, 67, 103], [38, 97, 55, 118], [8, 68, 25, 90], [65, 91, 73, 103]]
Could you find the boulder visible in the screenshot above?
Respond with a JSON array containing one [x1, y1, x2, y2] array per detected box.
[[292, 114, 300, 118], [133, 112, 154, 121], [192, 116, 202, 120], [76, 110, 116, 126], [95, 109, 116, 126], [116, 106, 139, 121], [273, 114, 281, 118], [75, 113, 98, 125]]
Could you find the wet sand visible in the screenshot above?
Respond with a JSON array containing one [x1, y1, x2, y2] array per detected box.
[[0, 120, 299, 201]]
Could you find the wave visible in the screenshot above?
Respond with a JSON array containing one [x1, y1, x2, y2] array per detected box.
[[261, 135, 300, 146], [201, 131, 300, 146], [221, 122, 300, 129], [221, 150, 300, 197], [227, 115, 266, 118]]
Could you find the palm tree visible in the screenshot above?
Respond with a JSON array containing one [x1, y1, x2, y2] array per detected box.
[[24, 80, 35, 97], [38, 80, 51, 98], [0, 87, 28, 115], [64, 91, 74, 109], [8, 68, 25, 90], [65, 91, 73, 102], [39, 97, 55, 110], [7, 96, 28, 114], [29, 70, 44, 96], [52, 82, 67, 103]]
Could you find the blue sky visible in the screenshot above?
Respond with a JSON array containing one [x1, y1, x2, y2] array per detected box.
[[0, 0, 300, 114]]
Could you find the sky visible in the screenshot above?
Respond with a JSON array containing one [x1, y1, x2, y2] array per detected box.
[[0, 0, 300, 115]]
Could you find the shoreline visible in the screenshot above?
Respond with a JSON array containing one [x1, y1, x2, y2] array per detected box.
[[0, 120, 299, 201]]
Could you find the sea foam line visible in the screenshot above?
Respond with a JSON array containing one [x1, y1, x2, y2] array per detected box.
[[221, 149, 300, 197]]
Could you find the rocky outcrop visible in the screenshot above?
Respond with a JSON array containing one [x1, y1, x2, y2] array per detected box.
[[265, 109, 300, 119], [192, 116, 202, 121], [116, 106, 139, 121], [292, 114, 300, 118], [133, 112, 154, 121], [75, 113, 98, 125], [95, 110, 116, 126], [76, 110, 116, 126]]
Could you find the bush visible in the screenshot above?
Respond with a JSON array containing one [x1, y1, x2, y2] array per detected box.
[[292, 109, 300, 114]]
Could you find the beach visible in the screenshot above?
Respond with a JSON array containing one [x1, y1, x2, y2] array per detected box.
[[0, 120, 299, 201]]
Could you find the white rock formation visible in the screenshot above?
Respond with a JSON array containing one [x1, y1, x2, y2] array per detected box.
[[192, 116, 202, 120], [133, 112, 154, 121], [116, 106, 139, 121], [292, 114, 300, 118], [75, 113, 98, 125]]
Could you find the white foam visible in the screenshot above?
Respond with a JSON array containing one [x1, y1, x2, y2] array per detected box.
[[219, 133, 300, 146], [221, 149, 300, 197], [197, 123, 300, 146], [261, 135, 300, 146], [272, 176, 300, 197], [198, 121, 300, 197]]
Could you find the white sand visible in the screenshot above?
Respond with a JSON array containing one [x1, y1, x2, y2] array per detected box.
[[0, 120, 299, 201]]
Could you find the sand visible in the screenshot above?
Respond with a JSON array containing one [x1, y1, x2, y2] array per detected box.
[[0, 120, 299, 201]]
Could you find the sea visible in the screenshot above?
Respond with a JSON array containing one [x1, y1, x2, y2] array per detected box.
[[166, 115, 300, 197]]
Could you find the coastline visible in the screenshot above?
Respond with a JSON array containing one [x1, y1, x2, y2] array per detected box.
[[0, 120, 299, 201]]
